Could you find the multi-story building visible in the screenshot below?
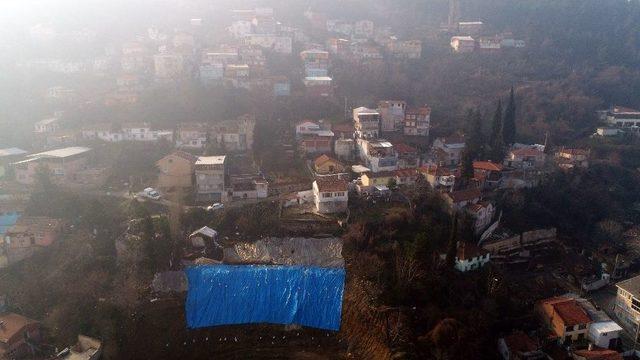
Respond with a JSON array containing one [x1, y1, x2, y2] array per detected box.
[[195, 156, 227, 203], [211, 116, 255, 152], [357, 139, 398, 173], [403, 106, 431, 136], [432, 135, 466, 166], [300, 49, 329, 78], [614, 275, 640, 334], [353, 107, 381, 139], [122, 123, 173, 142], [313, 176, 348, 214], [13, 147, 91, 185], [458, 21, 484, 36], [451, 242, 490, 272], [555, 148, 590, 169], [156, 151, 197, 190], [303, 76, 332, 97], [378, 100, 406, 132], [603, 106, 640, 131]]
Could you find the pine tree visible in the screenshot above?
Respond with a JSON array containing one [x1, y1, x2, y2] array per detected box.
[[503, 87, 517, 146], [489, 100, 505, 162], [466, 109, 485, 158]]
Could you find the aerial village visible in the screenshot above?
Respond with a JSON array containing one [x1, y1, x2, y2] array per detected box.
[[0, 1, 640, 359]]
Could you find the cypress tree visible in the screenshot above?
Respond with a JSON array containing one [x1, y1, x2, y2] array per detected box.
[[489, 100, 505, 162], [503, 87, 517, 145]]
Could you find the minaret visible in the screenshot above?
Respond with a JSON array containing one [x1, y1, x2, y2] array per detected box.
[[448, 0, 460, 30]]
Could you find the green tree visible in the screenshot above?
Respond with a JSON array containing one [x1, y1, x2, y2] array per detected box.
[[489, 100, 505, 162], [444, 215, 458, 269], [503, 87, 517, 146]]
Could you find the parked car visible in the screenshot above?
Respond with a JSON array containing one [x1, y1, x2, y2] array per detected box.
[[140, 187, 161, 200], [206, 203, 224, 212]]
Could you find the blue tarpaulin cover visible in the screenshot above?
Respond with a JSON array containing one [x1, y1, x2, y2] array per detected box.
[[185, 265, 345, 331]]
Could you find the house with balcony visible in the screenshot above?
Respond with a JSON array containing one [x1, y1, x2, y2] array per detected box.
[[176, 123, 209, 149], [313, 176, 348, 214], [194, 156, 227, 203], [403, 106, 431, 137], [473, 161, 504, 189], [555, 148, 590, 170], [505, 146, 546, 169], [393, 142, 420, 169], [353, 107, 381, 139], [536, 297, 591, 346], [378, 100, 406, 132], [614, 275, 640, 335], [418, 165, 455, 192]]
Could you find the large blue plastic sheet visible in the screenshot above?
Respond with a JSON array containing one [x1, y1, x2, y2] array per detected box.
[[185, 265, 345, 331]]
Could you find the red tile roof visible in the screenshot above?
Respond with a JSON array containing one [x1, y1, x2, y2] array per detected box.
[[446, 188, 481, 203], [393, 142, 418, 155], [418, 165, 452, 177], [539, 297, 591, 326], [315, 176, 348, 192], [572, 348, 622, 360], [473, 161, 504, 172], [406, 106, 431, 116], [456, 242, 487, 261], [503, 331, 538, 354], [510, 147, 544, 157], [393, 168, 418, 178]]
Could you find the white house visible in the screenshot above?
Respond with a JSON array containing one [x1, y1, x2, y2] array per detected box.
[[450, 36, 475, 53], [466, 201, 495, 235], [34, 117, 61, 134], [588, 321, 623, 349], [296, 120, 322, 138], [313, 176, 348, 214], [356, 139, 398, 173], [452, 242, 490, 272]]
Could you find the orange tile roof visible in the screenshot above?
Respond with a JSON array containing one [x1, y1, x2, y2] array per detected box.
[[473, 161, 504, 172], [314, 154, 343, 168], [572, 348, 622, 360]]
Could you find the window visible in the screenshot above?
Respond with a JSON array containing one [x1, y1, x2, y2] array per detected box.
[[577, 324, 586, 330], [565, 326, 573, 332], [322, 193, 332, 198]]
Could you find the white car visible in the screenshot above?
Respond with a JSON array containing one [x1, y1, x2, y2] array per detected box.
[[206, 203, 224, 212], [141, 187, 162, 200]]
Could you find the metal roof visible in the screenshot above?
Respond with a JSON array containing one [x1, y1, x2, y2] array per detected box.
[[196, 156, 226, 165], [0, 148, 28, 157], [27, 146, 91, 159]]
